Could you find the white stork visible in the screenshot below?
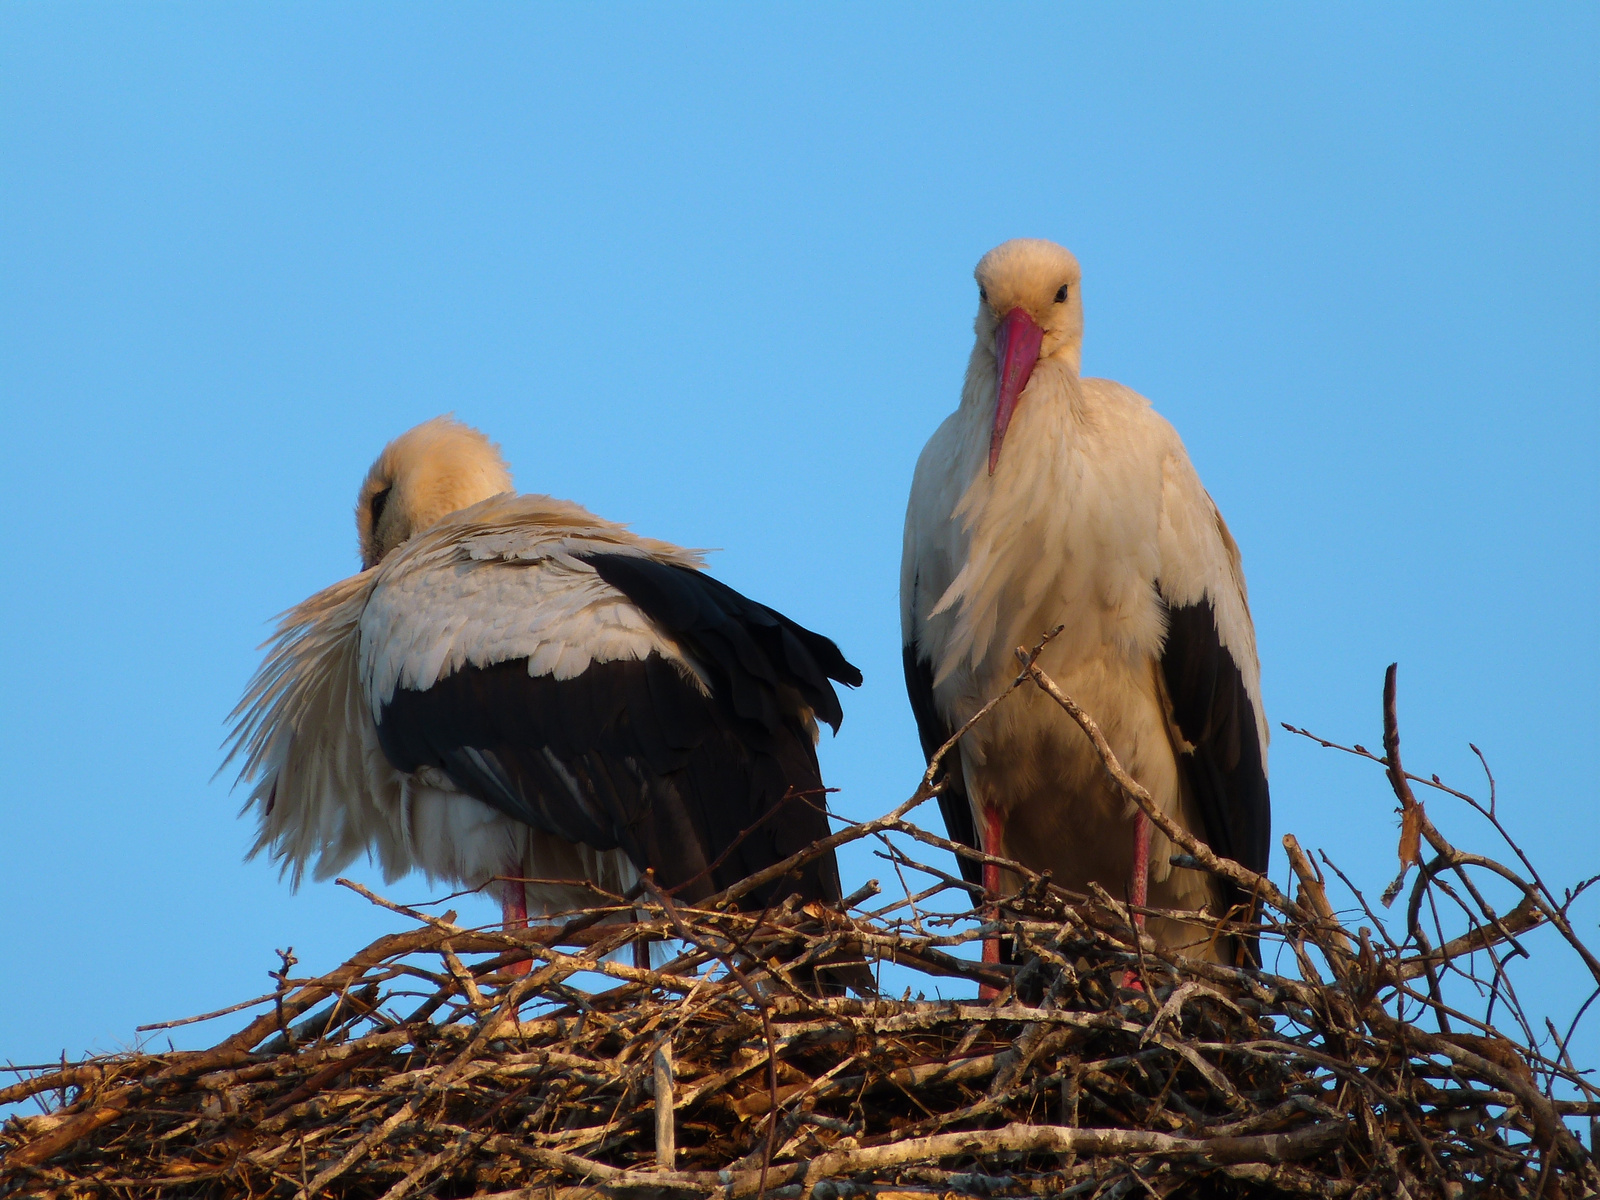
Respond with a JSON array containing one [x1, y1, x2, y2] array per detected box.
[[900, 239, 1270, 970], [226, 416, 862, 963]]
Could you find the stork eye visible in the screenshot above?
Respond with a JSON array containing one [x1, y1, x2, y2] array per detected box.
[[369, 487, 391, 530], [1055, 284, 1070, 304], [979, 286, 988, 304]]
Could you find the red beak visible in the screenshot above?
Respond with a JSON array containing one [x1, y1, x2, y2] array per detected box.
[[989, 307, 1044, 474]]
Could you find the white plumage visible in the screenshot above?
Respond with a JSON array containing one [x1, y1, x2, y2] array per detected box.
[[357, 501, 703, 711], [227, 417, 860, 945], [901, 239, 1270, 966]]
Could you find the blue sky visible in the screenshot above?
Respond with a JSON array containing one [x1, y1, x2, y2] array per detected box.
[[2, 6, 1596, 1079]]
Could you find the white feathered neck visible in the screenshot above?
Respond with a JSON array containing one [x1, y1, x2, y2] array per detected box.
[[927, 342, 1171, 684]]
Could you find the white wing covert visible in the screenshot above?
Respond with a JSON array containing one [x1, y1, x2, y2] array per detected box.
[[359, 496, 708, 715]]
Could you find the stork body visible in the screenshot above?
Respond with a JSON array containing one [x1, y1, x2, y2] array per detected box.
[[901, 240, 1270, 966], [229, 418, 860, 954]]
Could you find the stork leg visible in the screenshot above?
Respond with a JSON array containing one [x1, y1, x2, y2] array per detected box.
[[1121, 810, 1151, 991], [979, 806, 1005, 1001], [502, 874, 531, 978]]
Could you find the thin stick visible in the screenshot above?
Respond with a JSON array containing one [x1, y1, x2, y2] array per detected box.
[[653, 1038, 675, 1170]]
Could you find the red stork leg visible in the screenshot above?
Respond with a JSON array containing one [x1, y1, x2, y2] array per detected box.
[[1129, 809, 1151, 917], [1121, 810, 1151, 991], [979, 806, 1005, 1001], [502, 873, 531, 978]]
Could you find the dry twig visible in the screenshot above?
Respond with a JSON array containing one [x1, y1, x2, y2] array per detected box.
[[3, 662, 1594, 1198]]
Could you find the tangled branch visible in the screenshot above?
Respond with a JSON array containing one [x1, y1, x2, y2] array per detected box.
[[3, 662, 1594, 1197]]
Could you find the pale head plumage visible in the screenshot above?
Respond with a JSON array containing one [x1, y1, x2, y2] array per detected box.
[[356, 416, 514, 569], [974, 238, 1084, 374]]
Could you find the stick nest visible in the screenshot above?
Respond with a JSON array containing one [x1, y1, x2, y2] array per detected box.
[[4, 661, 1597, 1198]]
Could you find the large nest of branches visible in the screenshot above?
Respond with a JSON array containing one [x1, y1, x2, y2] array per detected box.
[[4, 661, 1597, 1198]]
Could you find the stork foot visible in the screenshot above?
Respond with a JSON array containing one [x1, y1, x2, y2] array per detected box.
[[1119, 969, 1144, 992]]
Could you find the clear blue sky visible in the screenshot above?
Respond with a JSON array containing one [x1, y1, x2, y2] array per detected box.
[[3, 6, 1596, 1077]]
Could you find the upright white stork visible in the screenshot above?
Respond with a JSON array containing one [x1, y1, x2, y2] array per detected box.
[[227, 416, 862, 960], [900, 239, 1270, 968]]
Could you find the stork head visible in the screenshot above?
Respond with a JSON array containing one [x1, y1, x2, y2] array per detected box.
[[973, 239, 1083, 473], [356, 416, 514, 568]]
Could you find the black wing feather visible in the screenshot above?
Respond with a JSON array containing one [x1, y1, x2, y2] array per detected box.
[[1158, 597, 1272, 966], [374, 559, 861, 913], [583, 553, 861, 732], [903, 642, 982, 888]]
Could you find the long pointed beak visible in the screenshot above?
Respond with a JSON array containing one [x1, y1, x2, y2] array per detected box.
[[989, 307, 1044, 474]]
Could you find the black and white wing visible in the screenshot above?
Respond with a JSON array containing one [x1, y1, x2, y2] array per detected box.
[[901, 638, 980, 887], [899, 419, 983, 886], [1156, 452, 1272, 965], [362, 506, 861, 909]]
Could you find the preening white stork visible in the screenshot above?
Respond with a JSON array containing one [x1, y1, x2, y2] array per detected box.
[[900, 239, 1271, 970], [227, 417, 862, 965]]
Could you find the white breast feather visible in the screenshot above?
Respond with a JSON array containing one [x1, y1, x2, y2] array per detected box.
[[909, 371, 1168, 689], [904, 372, 1265, 755]]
